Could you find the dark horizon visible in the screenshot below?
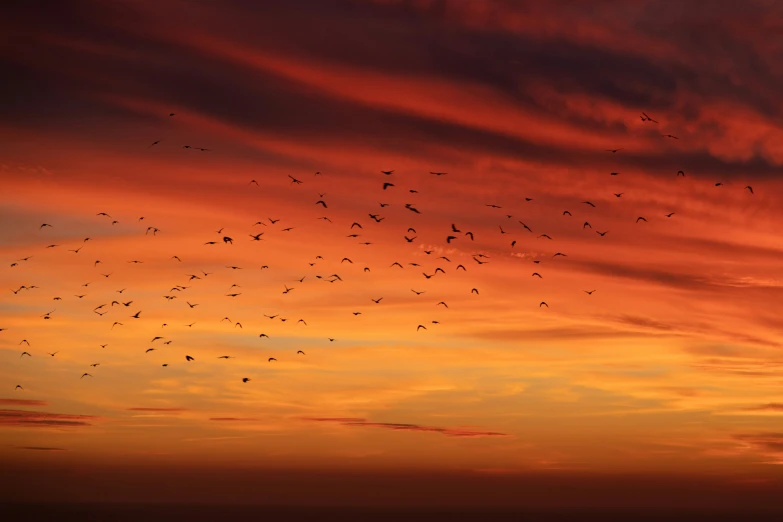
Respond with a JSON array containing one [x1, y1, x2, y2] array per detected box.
[[4, 503, 783, 522], [2, 464, 783, 512]]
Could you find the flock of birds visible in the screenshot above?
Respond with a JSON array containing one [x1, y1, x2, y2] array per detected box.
[[4, 111, 756, 392]]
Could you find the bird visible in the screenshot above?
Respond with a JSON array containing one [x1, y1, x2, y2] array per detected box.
[[417, 325, 427, 331], [540, 302, 549, 307], [242, 377, 251, 383], [20, 351, 31, 358], [746, 186, 754, 194], [640, 112, 658, 123], [665, 213, 675, 218], [471, 288, 479, 294], [297, 350, 305, 355], [15, 385, 23, 390], [662, 134, 678, 139], [584, 290, 596, 295], [636, 217, 647, 223], [80, 373, 92, 379], [383, 183, 394, 190], [47, 352, 58, 357], [606, 149, 622, 153], [582, 201, 595, 207], [185, 355, 194, 361], [268, 357, 277, 362]]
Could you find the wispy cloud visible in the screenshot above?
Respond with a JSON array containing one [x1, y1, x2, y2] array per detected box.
[[303, 417, 507, 438], [743, 404, 783, 412], [0, 409, 98, 428], [209, 417, 259, 421], [16, 446, 67, 451], [126, 407, 188, 412], [0, 398, 47, 406]]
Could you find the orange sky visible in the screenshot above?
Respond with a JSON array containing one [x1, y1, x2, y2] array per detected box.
[[2, 0, 783, 510]]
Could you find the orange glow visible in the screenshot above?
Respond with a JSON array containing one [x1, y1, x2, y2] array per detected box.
[[2, 0, 783, 510]]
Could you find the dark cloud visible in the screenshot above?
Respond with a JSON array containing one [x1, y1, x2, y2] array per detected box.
[[16, 446, 66, 451], [608, 315, 674, 331], [470, 324, 679, 342], [733, 433, 783, 453], [127, 407, 187, 412], [0, 409, 98, 428], [2, 0, 782, 181], [304, 417, 506, 438], [743, 404, 783, 412], [301, 417, 367, 422], [568, 259, 718, 291]]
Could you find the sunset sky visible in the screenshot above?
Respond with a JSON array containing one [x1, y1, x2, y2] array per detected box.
[[2, 0, 783, 511]]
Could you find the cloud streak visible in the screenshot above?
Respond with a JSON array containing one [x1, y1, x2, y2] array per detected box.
[[304, 417, 507, 438], [0, 409, 98, 428]]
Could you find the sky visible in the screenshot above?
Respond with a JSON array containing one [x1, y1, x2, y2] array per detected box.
[[2, 0, 783, 511]]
